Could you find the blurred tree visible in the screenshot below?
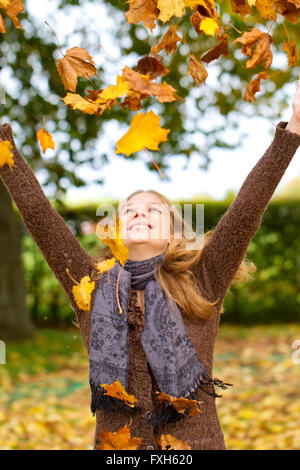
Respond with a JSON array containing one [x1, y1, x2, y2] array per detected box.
[[0, 0, 299, 337]]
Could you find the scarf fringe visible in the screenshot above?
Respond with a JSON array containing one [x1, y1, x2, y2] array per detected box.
[[90, 382, 143, 417]]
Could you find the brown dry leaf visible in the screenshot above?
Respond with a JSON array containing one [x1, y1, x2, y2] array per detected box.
[[100, 380, 138, 408], [96, 216, 129, 266], [97, 425, 143, 450], [283, 40, 299, 66], [125, 0, 159, 31], [234, 28, 273, 71], [255, 0, 277, 20], [120, 94, 144, 111], [0, 139, 14, 168], [230, 0, 252, 17], [156, 391, 203, 417], [201, 34, 230, 63], [122, 66, 179, 103], [36, 129, 55, 153], [190, 0, 221, 37], [136, 54, 170, 80], [187, 55, 208, 86], [57, 47, 97, 92], [116, 110, 170, 156], [273, 0, 300, 23], [157, 433, 191, 450], [151, 24, 183, 56], [244, 71, 268, 102], [0, 0, 24, 30], [65, 269, 95, 311]]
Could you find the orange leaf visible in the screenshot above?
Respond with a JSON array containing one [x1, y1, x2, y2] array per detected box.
[[157, 433, 191, 450], [155, 391, 203, 417], [97, 425, 143, 450], [57, 47, 97, 92], [96, 216, 129, 266], [0, 0, 24, 30], [95, 257, 116, 274], [0, 139, 14, 168], [100, 379, 138, 407], [157, 0, 186, 23], [255, 0, 277, 21], [273, 0, 300, 24], [187, 55, 208, 86], [61, 92, 107, 115], [201, 34, 230, 63], [0, 13, 5, 33], [36, 129, 55, 153], [125, 0, 159, 32], [116, 110, 170, 156], [136, 55, 170, 80], [65, 269, 95, 311], [244, 71, 268, 102], [234, 28, 273, 71], [150, 24, 183, 56], [230, 0, 252, 17], [283, 40, 299, 67]]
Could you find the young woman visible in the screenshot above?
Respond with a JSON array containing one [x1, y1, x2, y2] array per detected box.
[[0, 76, 300, 450]]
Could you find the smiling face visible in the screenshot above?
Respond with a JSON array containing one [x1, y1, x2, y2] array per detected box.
[[119, 192, 171, 261]]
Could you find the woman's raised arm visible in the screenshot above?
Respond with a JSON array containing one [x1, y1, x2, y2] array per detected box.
[[0, 123, 93, 317], [195, 78, 300, 310]]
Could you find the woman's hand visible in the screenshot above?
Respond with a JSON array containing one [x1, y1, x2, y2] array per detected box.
[[286, 72, 300, 135]]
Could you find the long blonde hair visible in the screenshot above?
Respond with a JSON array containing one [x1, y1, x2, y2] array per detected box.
[[90, 189, 256, 321]]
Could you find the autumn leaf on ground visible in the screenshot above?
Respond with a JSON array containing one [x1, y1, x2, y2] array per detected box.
[[65, 269, 95, 311], [136, 55, 170, 80], [283, 40, 299, 67], [116, 110, 170, 156], [151, 24, 183, 56], [234, 28, 273, 71], [36, 129, 55, 153], [157, 434, 191, 450], [201, 34, 230, 63], [244, 71, 268, 102], [57, 47, 97, 92], [125, 0, 159, 31], [100, 380, 138, 408], [96, 216, 129, 266], [61, 92, 108, 115], [187, 55, 208, 86], [230, 0, 252, 17], [0, 139, 14, 168], [0, 0, 24, 32], [95, 257, 117, 274], [97, 425, 143, 450], [157, 0, 186, 22], [255, 0, 277, 20], [155, 391, 203, 417]]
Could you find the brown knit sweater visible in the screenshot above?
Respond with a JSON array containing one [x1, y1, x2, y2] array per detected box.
[[0, 121, 300, 450]]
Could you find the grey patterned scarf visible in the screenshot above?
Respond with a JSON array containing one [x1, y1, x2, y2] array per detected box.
[[89, 252, 232, 425]]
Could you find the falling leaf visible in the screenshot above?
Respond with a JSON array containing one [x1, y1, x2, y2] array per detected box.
[[100, 380, 138, 408], [116, 110, 170, 156], [36, 129, 55, 153], [190, 0, 220, 37], [244, 71, 268, 101], [157, 0, 186, 22], [0, 1, 10, 7], [201, 34, 230, 63], [234, 28, 273, 71], [187, 55, 208, 86], [65, 269, 95, 311], [155, 391, 203, 416], [0, 0, 24, 30], [150, 24, 183, 56], [96, 216, 129, 266], [255, 0, 277, 20], [0, 14, 5, 32], [61, 92, 107, 115], [120, 94, 143, 111], [95, 257, 117, 274], [125, 0, 159, 31], [283, 40, 299, 66], [97, 425, 143, 450], [57, 47, 97, 92], [136, 55, 170, 80], [230, 0, 252, 17], [97, 74, 132, 100], [0, 139, 14, 168], [157, 433, 191, 450], [273, 0, 300, 23], [199, 17, 220, 36]]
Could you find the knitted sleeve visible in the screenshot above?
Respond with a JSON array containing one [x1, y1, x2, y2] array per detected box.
[[195, 121, 300, 309], [0, 123, 93, 315]]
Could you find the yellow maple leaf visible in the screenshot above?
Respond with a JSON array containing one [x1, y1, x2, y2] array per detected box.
[[157, 0, 186, 22], [65, 269, 95, 311], [96, 217, 129, 266], [36, 129, 55, 153], [0, 139, 14, 168], [247, 0, 256, 5], [0, 1, 10, 8], [157, 433, 191, 450], [61, 92, 107, 115], [97, 425, 143, 450], [97, 75, 132, 101], [199, 17, 219, 36], [116, 110, 170, 156], [95, 257, 117, 274], [100, 379, 138, 407]]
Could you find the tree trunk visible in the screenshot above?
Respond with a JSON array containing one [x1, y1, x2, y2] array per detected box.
[[0, 180, 35, 341]]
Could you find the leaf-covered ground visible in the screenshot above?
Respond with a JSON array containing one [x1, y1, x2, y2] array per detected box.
[[0, 325, 299, 450]]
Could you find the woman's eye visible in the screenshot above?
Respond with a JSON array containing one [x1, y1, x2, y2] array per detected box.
[[150, 207, 161, 213]]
